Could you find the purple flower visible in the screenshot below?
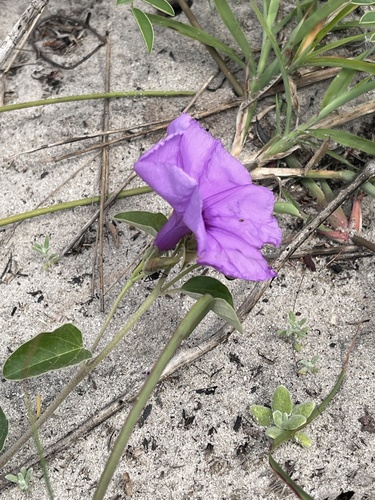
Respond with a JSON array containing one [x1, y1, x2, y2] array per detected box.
[[135, 114, 282, 281]]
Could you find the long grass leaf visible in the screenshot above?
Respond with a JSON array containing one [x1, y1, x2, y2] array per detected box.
[[308, 128, 375, 156], [290, 0, 351, 45], [309, 32, 374, 57], [213, 0, 255, 72], [147, 14, 245, 68], [306, 56, 375, 73], [313, 77, 375, 121], [250, 0, 293, 132], [321, 49, 373, 109]]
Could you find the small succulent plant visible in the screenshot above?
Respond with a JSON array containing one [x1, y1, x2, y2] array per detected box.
[[250, 385, 315, 447]]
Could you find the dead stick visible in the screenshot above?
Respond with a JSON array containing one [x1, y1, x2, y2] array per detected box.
[[0, 0, 49, 71]]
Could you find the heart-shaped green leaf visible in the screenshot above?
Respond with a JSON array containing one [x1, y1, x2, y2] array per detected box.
[[114, 211, 167, 236], [272, 385, 293, 414], [0, 407, 8, 452], [3, 324, 92, 380], [250, 405, 272, 427], [132, 8, 154, 53]]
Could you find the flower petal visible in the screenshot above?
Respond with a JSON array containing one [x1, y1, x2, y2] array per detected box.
[[203, 184, 282, 248], [196, 184, 281, 280], [197, 230, 277, 281]]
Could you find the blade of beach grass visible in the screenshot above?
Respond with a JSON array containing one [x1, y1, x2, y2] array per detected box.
[[213, 0, 256, 72], [147, 13, 245, 68]]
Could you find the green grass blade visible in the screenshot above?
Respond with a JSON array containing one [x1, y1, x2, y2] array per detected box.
[[321, 49, 373, 109], [213, 0, 255, 72], [306, 56, 375, 73], [309, 32, 373, 57], [314, 77, 375, 121], [250, 0, 293, 132], [308, 128, 375, 156], [290, 0, 350, 45], [147, 13, 245, 68]]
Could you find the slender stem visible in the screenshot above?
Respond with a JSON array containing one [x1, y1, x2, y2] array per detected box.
[[0, 279, 163, 469], [0, 91, 195, 113], [90, 263, 144, 353], [0, 187, 152, 227], [161, 264, 199, 291], [93, 294, 215, 500]]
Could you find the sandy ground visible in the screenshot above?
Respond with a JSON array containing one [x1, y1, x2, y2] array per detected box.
[[0, 1, 374, 499]]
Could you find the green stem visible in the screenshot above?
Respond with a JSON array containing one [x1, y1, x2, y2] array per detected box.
[[93, 294, 215, 500], [0, 278, 163, 469], [0, 91, 195, 114], [161, 264, 200, 291], [90, 262, 144, 353], [0, 187, 152, 227]]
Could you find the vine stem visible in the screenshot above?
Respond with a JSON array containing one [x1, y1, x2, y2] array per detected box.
[[0, 90, 195, 114]]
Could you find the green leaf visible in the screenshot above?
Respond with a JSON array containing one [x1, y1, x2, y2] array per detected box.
[[213, 0, 255, 70], [265, 426, 283, 439], [143, 0, 175, 16], [132, 8, 154, 54], [0, 407, 8, 452], [3, 324, 92, 380], [272, 385, 293, 414], [273, 409, 284, 428], [148, 14, 245, 68], [274, 201, 302, 218], [211, 298, 243, 333], [295, 431, 313, 447], [181, 276, 234, 308], [292, 401, 315, 419], [114, 211, 167, 236], [306, 56, 375, 74], [181, 277, 242, 333], [351, 0, 375, 4], [360, 11, 375, 24], [117, 0, 132, 4], [308, 128, 375, 156], [250, 405, 273, 426], [282, 414, 306, 430]]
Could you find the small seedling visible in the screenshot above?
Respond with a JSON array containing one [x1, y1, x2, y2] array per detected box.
[[5, 466, 33, 491], [250, 385, 315, 447], [298, 355, 320, 375], [32, 235, 59, 268], [276, 311, 309, 351]]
